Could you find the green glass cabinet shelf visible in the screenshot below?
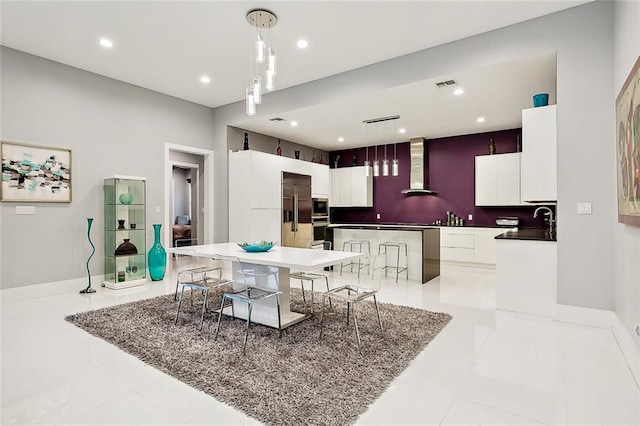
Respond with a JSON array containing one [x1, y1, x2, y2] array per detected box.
[[103, 176, 147, 289]]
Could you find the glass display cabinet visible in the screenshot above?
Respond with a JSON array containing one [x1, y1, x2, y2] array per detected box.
[[103, 176, 147, 289]]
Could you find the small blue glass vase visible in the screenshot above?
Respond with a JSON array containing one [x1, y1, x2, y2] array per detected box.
[[148, 224, 166, 281]]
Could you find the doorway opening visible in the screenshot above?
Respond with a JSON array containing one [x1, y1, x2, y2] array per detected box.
[[164, 143, 215, 249]]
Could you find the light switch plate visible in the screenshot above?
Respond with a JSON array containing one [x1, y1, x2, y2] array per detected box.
[[577, 202, 592, 215], [376, 213, 381, 220], [468, 214, 473, 221], [15, 206, 35, 215], [155, 206, 161, 214]]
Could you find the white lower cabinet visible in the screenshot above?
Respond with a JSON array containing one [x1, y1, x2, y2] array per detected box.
[[440, 227, 511, 265], [496, 239, 557, 317], [440, 228, 474, 262]]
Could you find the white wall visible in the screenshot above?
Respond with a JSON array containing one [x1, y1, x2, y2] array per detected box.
[[215, 1, 615, 311], [0, 47, 218, 288], [613, 1, 640, 350]]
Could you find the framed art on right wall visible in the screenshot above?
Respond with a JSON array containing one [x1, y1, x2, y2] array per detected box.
[[616, 54, 640, 226]]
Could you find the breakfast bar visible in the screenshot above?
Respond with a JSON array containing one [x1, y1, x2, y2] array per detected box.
[[329, 224, 441, 283]]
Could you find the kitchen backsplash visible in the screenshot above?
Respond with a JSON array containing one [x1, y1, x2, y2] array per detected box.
[[329, 128, 551, 228]]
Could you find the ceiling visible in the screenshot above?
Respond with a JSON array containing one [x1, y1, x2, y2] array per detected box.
[[1, 1, 583, 150]]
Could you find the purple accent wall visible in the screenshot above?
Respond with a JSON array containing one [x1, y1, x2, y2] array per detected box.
[[329, 129, 549, 228]]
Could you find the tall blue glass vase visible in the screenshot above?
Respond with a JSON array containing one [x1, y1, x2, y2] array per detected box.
[[148, 224, 166, 281]]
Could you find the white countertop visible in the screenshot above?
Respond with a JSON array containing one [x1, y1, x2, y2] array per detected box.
[[167, 242, 363, 270]]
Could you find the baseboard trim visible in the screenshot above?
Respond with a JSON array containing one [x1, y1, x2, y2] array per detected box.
[[554, 304, 640, 387], [612, 315, 640, 389], [554, 303, 616, 328]]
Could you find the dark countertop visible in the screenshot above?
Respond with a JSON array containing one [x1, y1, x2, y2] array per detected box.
[[495, 228, 557, 242], [328, 223, 514, 230], [328, 223, 437, 231]]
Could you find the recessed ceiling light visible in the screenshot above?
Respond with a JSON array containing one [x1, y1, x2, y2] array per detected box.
[[296, 39, 308, 49], [200, 76, 210, 84], [338, 137, 344, 142], [477, 117, 486, 123], [398, 128, 407, 134], [454, 88, 464, 96], [99, 38, 113, 48], [290, 121, 298, 127]]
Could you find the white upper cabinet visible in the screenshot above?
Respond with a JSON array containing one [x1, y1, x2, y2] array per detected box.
[[521, 105, 557, 202], [475, 153, 523, 206], [229, 150, 329, 208], [330, 166, 373, 207]]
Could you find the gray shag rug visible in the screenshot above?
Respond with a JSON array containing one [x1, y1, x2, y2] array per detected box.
[[66, 288, 451, 426]]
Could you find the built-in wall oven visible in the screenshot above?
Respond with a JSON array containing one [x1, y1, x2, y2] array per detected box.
[[312, 198, 329, 242]]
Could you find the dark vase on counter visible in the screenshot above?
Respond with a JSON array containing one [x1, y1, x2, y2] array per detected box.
[[243, 132, 249, 150], [352, 154, 358, 166]]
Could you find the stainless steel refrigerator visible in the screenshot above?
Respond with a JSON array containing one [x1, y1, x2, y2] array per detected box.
[[282, 172, 313, 248]]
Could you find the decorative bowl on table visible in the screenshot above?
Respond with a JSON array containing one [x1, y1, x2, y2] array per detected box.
[[238, 241, 275, 252]]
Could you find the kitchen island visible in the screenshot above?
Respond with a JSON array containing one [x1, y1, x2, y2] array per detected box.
[[495, 229, 557, 317], [329, 224, 440, 283]]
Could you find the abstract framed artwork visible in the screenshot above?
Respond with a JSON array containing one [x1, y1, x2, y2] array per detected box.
[[616, 55, 640, 226], [1, 141, 72, 203]]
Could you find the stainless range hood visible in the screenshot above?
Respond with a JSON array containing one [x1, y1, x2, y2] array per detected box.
[[401, 138, 437, 195]]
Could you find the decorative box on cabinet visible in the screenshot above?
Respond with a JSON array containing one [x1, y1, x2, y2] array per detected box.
[[329, 166, 373, 207], [475, 153, 523, 206], [103, 176, 147, 289], [521, 105, 557, 202]]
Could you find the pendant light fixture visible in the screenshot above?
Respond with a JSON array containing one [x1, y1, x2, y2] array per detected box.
[[246, 9, 277, 116], [392, 143, 399, 176], [383, 144, 389, 176], [362, 114, 400, 178], [364, 146, 370, 177], [373, 146, 380, 177]]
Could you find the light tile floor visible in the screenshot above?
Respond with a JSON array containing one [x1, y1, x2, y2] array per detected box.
[[2, 264, 639, 425]]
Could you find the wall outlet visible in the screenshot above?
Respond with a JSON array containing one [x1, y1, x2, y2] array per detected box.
[[468, 214, 473, 221], [635, 323, 640, 337], [155, 206, 161, 214], [15, 206, 35, 215], [376, 213, 381, 220], [577, 202, 592, 215]]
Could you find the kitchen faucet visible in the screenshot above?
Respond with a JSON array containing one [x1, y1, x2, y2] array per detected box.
[[533, 206, 555, 231]]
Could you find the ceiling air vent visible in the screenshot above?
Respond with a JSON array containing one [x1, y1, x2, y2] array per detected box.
[[269, 117, 286, 122], [435, 79, 457, 88]]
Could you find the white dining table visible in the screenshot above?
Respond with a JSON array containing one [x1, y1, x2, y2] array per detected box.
[[168, 242, 364, 329]]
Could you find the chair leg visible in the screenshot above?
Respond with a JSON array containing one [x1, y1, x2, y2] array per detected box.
[[175, 286, 186, 325], [319, 295, 326, 340], [300, 280, 306, 303], [174, 279, 180, 301], [396, 245, 400, 283], [324, 276, 332, 308], [373, 294, 383, 331], [243, 302, 252, 355], [352, 302, 361, 348], [198, 288, 208, 331], [405, 243, 409, 280], [214, 294, 226, 340], [276, 295, 282, 337]]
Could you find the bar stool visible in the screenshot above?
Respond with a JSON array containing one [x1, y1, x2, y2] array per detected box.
[[340, 240, 371, 278], [378, 241, 409, 283]]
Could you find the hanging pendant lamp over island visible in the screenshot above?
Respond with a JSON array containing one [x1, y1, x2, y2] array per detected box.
[[245, 9, 278, 116]]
